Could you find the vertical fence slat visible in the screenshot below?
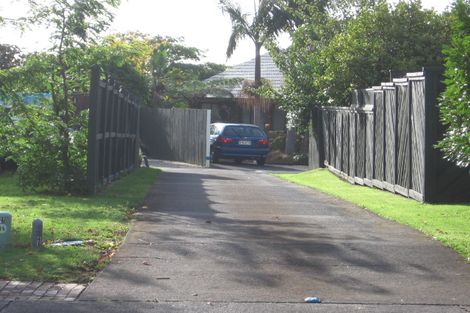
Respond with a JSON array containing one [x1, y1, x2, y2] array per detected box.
[[410, 78, 426, 200], [356, 112, 366, 182], [87, 66, 100, 194], [336, 111, 342, 170], [342, 111, 349, 174], [374, 89, 385, 186], [349, 111, 356, 179], [365, 113, 374, 184], [323, 110, 329, 165], [384, 85, 397, 191], [395, 80, 410, 196]]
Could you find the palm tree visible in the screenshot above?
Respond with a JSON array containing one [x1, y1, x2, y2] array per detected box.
[[220, 0, 289, 87], [220, 0, 290, 127]]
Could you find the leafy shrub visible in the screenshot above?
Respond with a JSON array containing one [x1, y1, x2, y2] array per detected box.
[[0, 103, 88, 194], [438, 0, 470, 167]]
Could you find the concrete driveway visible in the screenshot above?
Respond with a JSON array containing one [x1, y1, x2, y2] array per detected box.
[[3, 161, 469, 312]]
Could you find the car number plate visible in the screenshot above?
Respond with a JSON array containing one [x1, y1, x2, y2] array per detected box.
[[238, 140, 251, 145]]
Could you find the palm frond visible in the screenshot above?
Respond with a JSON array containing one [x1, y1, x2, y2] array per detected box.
[[220, 0, 292, 56], [220, 1, 249, 27], [226, 23, 246, 58], [257, 0, 292, 43], [219, 0, 256, 57]]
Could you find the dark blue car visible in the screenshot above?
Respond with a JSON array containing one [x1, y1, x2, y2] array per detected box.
[[210, 123, 269, 166]]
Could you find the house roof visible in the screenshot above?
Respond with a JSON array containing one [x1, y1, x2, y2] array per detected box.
[[206, 54, 284, 97]]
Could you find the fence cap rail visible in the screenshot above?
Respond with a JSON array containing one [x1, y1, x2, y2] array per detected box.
[[322, 104, 374, 113], [393, 78, 408, 84], [321, 105, 352, 111], [406, 71, 425, 78], [381, 82, 395, 88]]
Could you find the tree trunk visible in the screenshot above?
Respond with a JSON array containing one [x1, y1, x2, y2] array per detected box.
[[57, 13, 71, 192], [254, 43, 261, 87], [253, 43, 264, 129]]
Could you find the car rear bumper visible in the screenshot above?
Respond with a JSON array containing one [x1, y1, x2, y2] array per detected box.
[[214, 146, 269, 159]]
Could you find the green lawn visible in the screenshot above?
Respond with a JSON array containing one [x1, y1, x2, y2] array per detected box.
[[276, 169, 470, 261], [0, 168, 159, 282]]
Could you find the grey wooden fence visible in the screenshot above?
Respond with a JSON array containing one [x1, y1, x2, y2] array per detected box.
[[315, 68, 470, 202], [87, 66, 140, 194], [140, 107, 211, 167]]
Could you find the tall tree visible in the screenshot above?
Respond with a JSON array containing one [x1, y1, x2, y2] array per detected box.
[[89, 32, 155, 103], [270, 0, 450, 120], [220, 0, 289, 87], [147, 36, 228, 107], [219, 0, 291, 127], [265, 0, 450, 163], [33, 0, 120, 192], [91, 33, 228, 107]]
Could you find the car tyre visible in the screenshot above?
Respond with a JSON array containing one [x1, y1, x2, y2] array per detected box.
[[211, 150, 219, 164], [256, 157, 266, 166]]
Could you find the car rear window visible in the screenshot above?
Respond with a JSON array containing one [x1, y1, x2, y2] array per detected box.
[[223, 126, 264, 137], [210, 125, 220, 135]]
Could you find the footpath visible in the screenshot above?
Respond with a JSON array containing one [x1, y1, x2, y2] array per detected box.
[[0, 281, 84, 302]]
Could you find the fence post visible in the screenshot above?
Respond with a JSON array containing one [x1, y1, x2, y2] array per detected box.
[[309, 107, 325, 169], [353, 110, 358, 179], [338, 111, 343, 172], [135, 100, 141, 168], [205, 110, 211, 167], [407, 78, 413, 193], [87, 65, 100, 195], [422, 68, 444, 202], [393, 86, 399, 188], [371, 89, 377, 180]]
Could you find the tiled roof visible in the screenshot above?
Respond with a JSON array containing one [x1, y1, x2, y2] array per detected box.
[[206, 54, 284, 97]]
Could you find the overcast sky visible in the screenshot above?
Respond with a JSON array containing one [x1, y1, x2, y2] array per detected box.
[[0, 0, 454, 66]]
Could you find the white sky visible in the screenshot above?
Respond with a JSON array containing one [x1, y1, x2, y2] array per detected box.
[[0, 0, 454, 66]]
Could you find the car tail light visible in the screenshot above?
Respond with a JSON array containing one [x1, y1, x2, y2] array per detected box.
[[217, 136, 233, 144], [258, 139, 269, 145]]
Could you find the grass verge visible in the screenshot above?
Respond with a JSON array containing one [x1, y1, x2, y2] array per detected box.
[[0, 167, 159, 282], [276, 169, 470, 261]]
